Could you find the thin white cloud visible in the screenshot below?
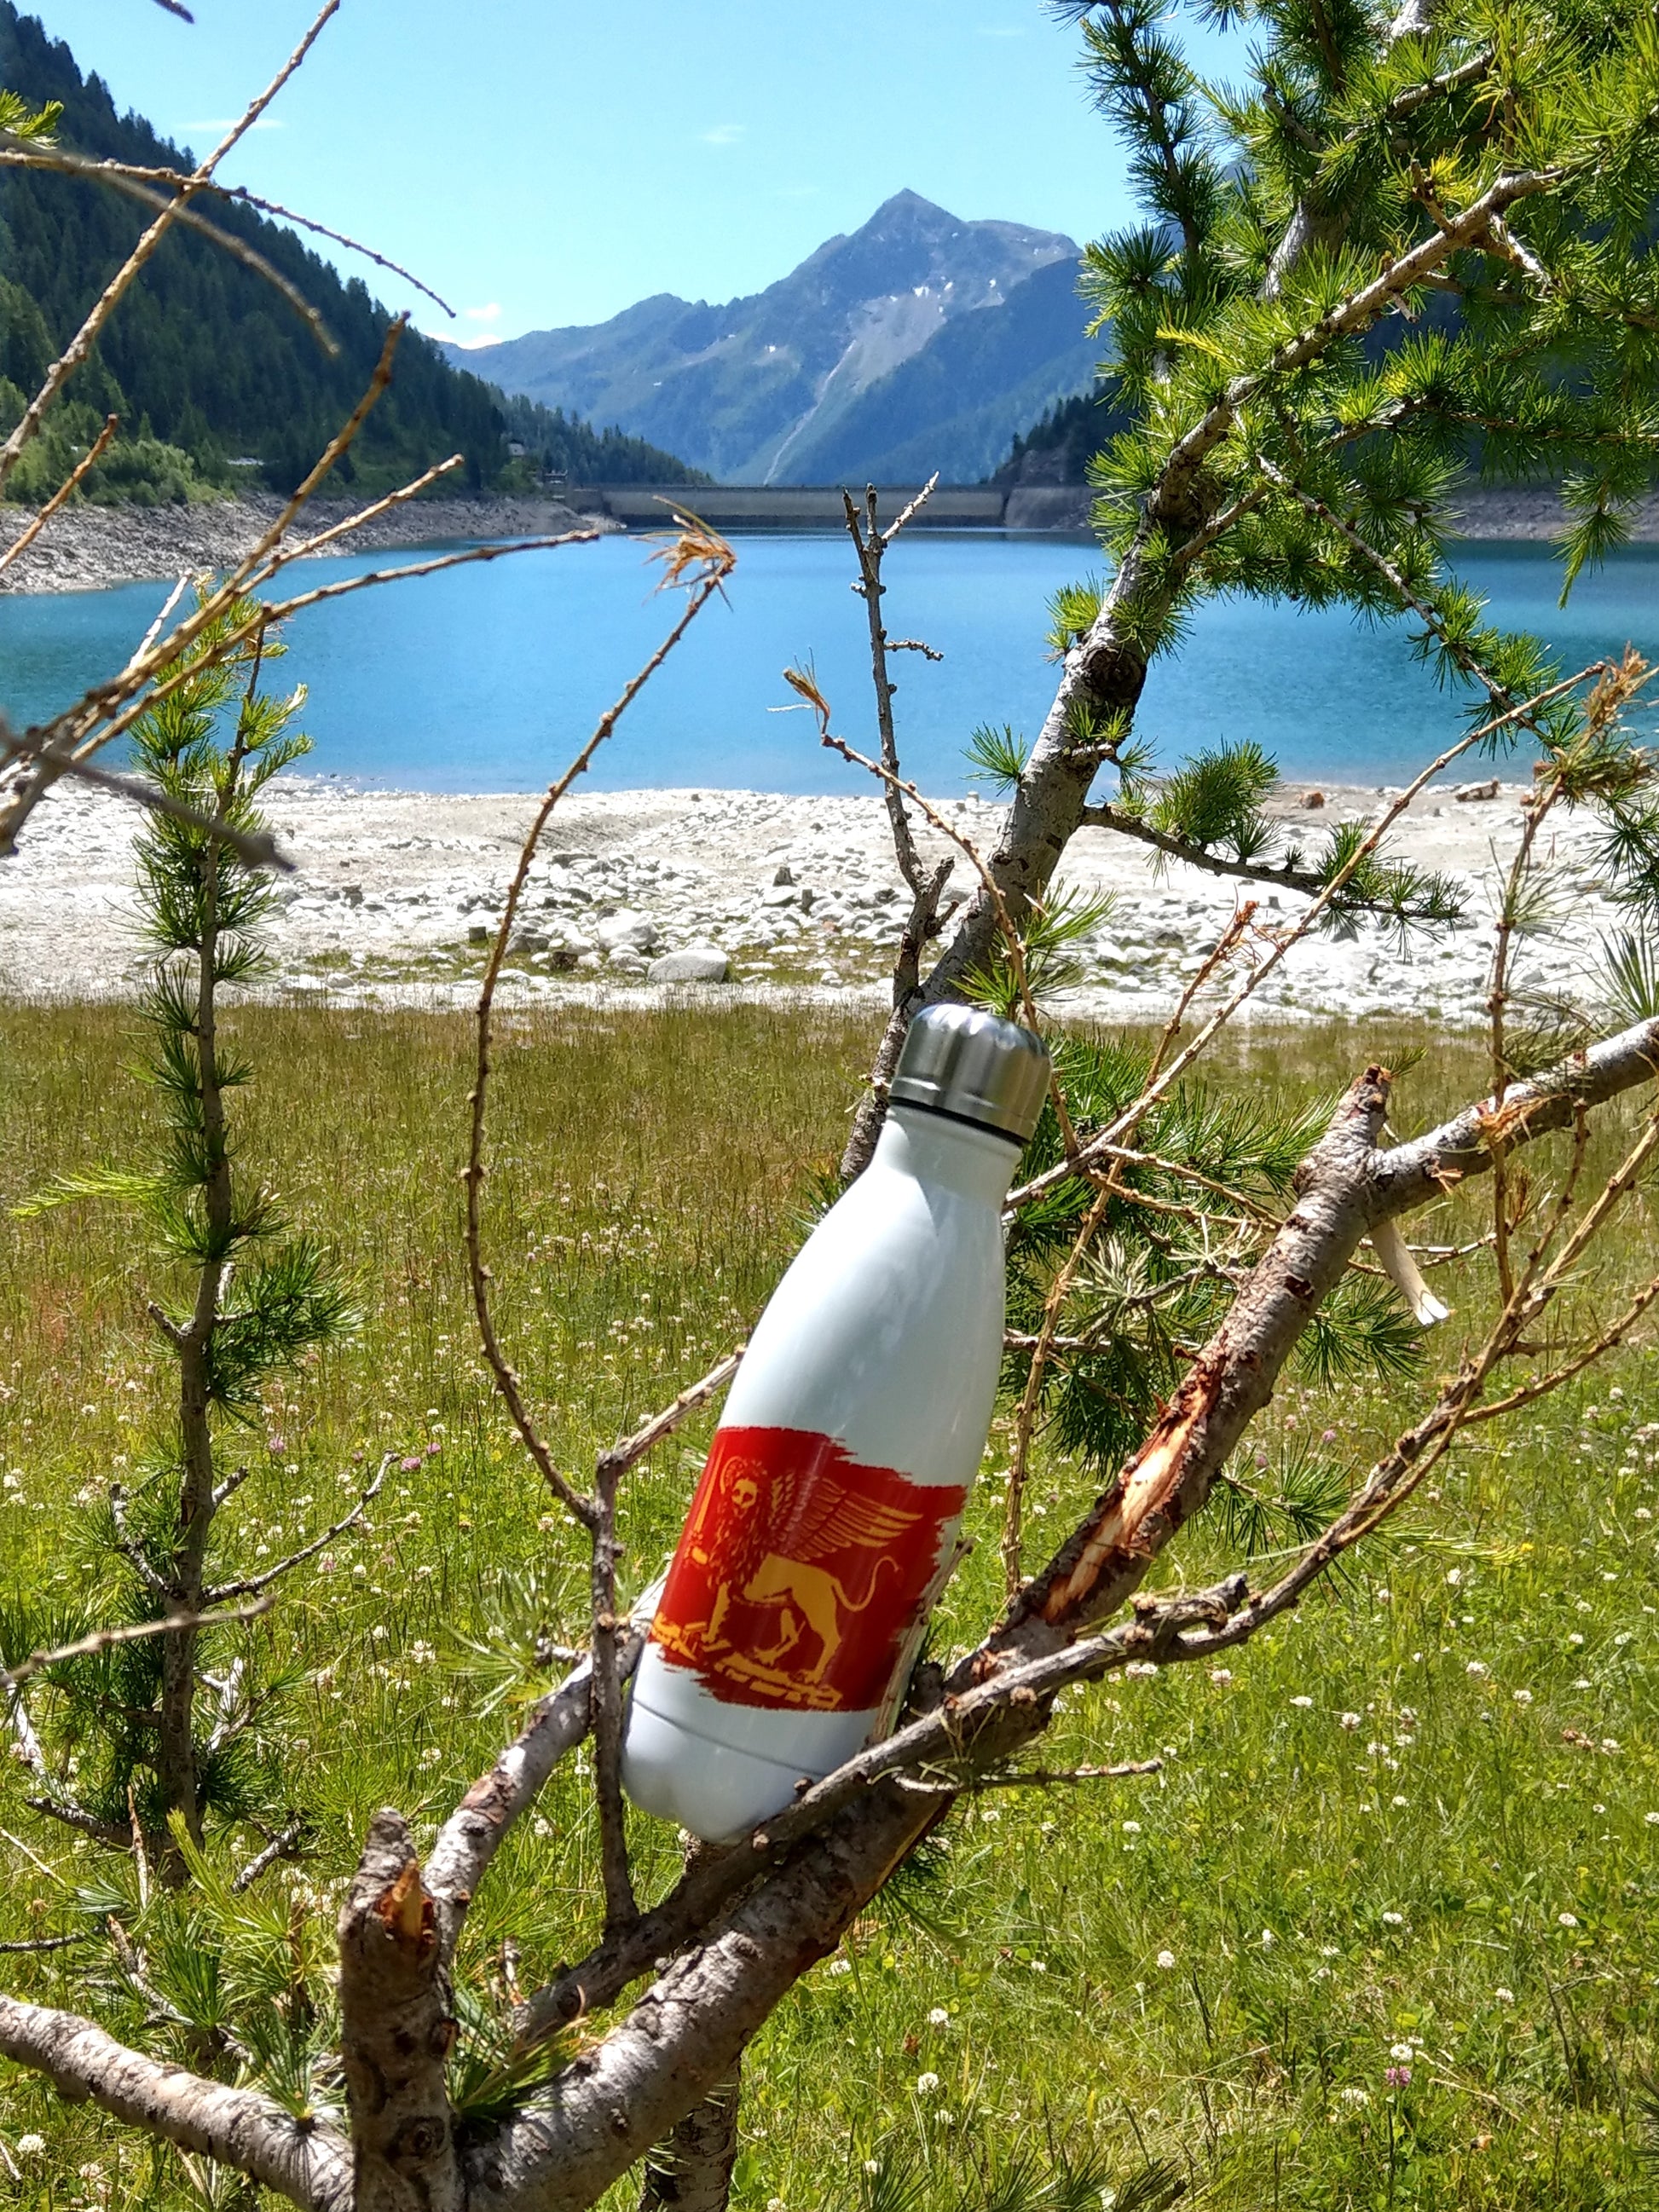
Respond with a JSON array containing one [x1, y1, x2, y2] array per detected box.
[[463, 303, 502, 323], [436, 332, 502, 350], [700, 123, 744, 147]]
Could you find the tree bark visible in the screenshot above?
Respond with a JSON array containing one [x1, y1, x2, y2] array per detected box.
[[636, 2066, 741, 2212], [338, 1809, 463, 2212], [425, 1654, 617, 1966], [0, 1993, 350, 2210]]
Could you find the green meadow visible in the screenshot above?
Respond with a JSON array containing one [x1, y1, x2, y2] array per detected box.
[[0, 997, 1654, 2209]]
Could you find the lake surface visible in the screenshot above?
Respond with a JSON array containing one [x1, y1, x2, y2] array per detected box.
[[3, 532, 1656, 795]]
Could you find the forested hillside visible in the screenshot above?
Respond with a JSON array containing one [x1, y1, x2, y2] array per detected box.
[[492, 389, 708, 488], [992, 384, 1128, 486], [0, 4, 697, 504]]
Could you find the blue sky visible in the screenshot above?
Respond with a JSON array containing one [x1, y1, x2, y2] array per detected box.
[[26, 1, 1238, 342]]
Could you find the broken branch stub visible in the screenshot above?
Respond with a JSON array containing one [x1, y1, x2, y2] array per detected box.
[[338, 1809, 462, 2212]]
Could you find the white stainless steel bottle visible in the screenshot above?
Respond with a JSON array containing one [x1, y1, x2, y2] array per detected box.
[[621, 1004, 1049, 1842]]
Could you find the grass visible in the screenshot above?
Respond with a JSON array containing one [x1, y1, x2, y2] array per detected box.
[[0, 997, 1655, 2209]]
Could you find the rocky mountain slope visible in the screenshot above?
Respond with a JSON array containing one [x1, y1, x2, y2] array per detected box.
[[442, 192, 1098, 485]]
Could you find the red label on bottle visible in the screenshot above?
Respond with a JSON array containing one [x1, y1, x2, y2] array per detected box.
[[651, 1426, 967, 1713]]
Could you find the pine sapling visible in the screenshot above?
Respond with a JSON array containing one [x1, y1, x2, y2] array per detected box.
[[14, 599, 356, 1882]]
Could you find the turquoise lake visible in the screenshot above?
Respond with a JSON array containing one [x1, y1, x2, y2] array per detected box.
[[3, 532, 1655, 794]]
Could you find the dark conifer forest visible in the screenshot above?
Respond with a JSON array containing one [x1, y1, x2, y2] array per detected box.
[[0, 3, 698, 503]]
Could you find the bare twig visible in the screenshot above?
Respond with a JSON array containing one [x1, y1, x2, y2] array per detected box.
[[0, 136, 454, 315], [597, 1352, 743, 1487], [0, 1596, 275, 1695], [898, 1756, 1165, 1795], [1008, 666, 1614, 1218], [835, 483, 957, 1179], [0, 311, 406, 850], [0, 0, 342, 495], [0, 414, 118, 580], [782, 674, 1075, 1152], [0, 147, 334, 351], [204, 1457, 387, 1603], [590, 1453, 637, 1934], [231, 1819, 307, 1895], [465, 519, 736, 1533], [0, 712, 291, 870]]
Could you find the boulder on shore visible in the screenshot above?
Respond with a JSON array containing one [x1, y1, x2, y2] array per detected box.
[[596, 907, 661, 953], [648, 944, 731, 985]]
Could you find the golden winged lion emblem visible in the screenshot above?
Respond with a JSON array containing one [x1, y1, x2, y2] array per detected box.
[[653, 1427, 968, 1712]]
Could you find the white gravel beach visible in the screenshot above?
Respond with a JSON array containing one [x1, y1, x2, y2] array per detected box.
[[0, 771, 1616, 1029]]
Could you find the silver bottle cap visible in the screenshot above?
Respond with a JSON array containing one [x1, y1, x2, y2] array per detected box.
[[889, 1003, 1050, 1144]]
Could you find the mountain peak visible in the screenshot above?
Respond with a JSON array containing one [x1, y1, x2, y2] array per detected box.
[[444, 195, 1091, 485], [867, 188, 954, 223]]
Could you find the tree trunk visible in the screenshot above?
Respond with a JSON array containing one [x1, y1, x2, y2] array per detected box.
[[158, 846, 232, 1873], [637, 2066, 741, 2212]]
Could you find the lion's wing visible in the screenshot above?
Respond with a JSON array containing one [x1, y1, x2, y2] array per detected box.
[[783, 1473, 922, 1562]]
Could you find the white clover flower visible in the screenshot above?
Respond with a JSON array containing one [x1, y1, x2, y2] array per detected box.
[[1391, 1794, 1409, 1808], [1260, 1929, 1275, 1948], [1512, 1689, 1533, 1705], [1121, 1820, 1142, 1834], [1558, 1911, 1580, 1927], [1646, 1812, 1659, 1826], [916, 2071, 940, 2096], [1446, 1568, 1461, 1585], [928, 2007, 950, 2026], [15, 2135, 45, 2158], [1569, 1632, 1586, 1646], [1155, 1950, 1177, 1970], [828, 1958, 853, 1977], [1466, 1660, 1488, 1677], [864, 2162, 881, 2176], [1381, 1911, 1404, 1926], [1390, 2042, 1414, 2062], [1338, 2087, 1371, 2105], [1124, 1661, 1159, 1678], [1494, 1987, 1515, 2003], [1339, 1712, 1361, 1730], [1290, 1695, 1314, 1709], [1209, 1668, 1233, 1685]]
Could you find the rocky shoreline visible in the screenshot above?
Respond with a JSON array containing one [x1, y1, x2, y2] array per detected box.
[[0, 772, 1618, 1029], [4, 482, 1656, 597], [0, 492, 619, 597]]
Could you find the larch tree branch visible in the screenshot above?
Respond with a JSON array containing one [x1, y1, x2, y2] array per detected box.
[[0, 1994, 350, 2211]]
